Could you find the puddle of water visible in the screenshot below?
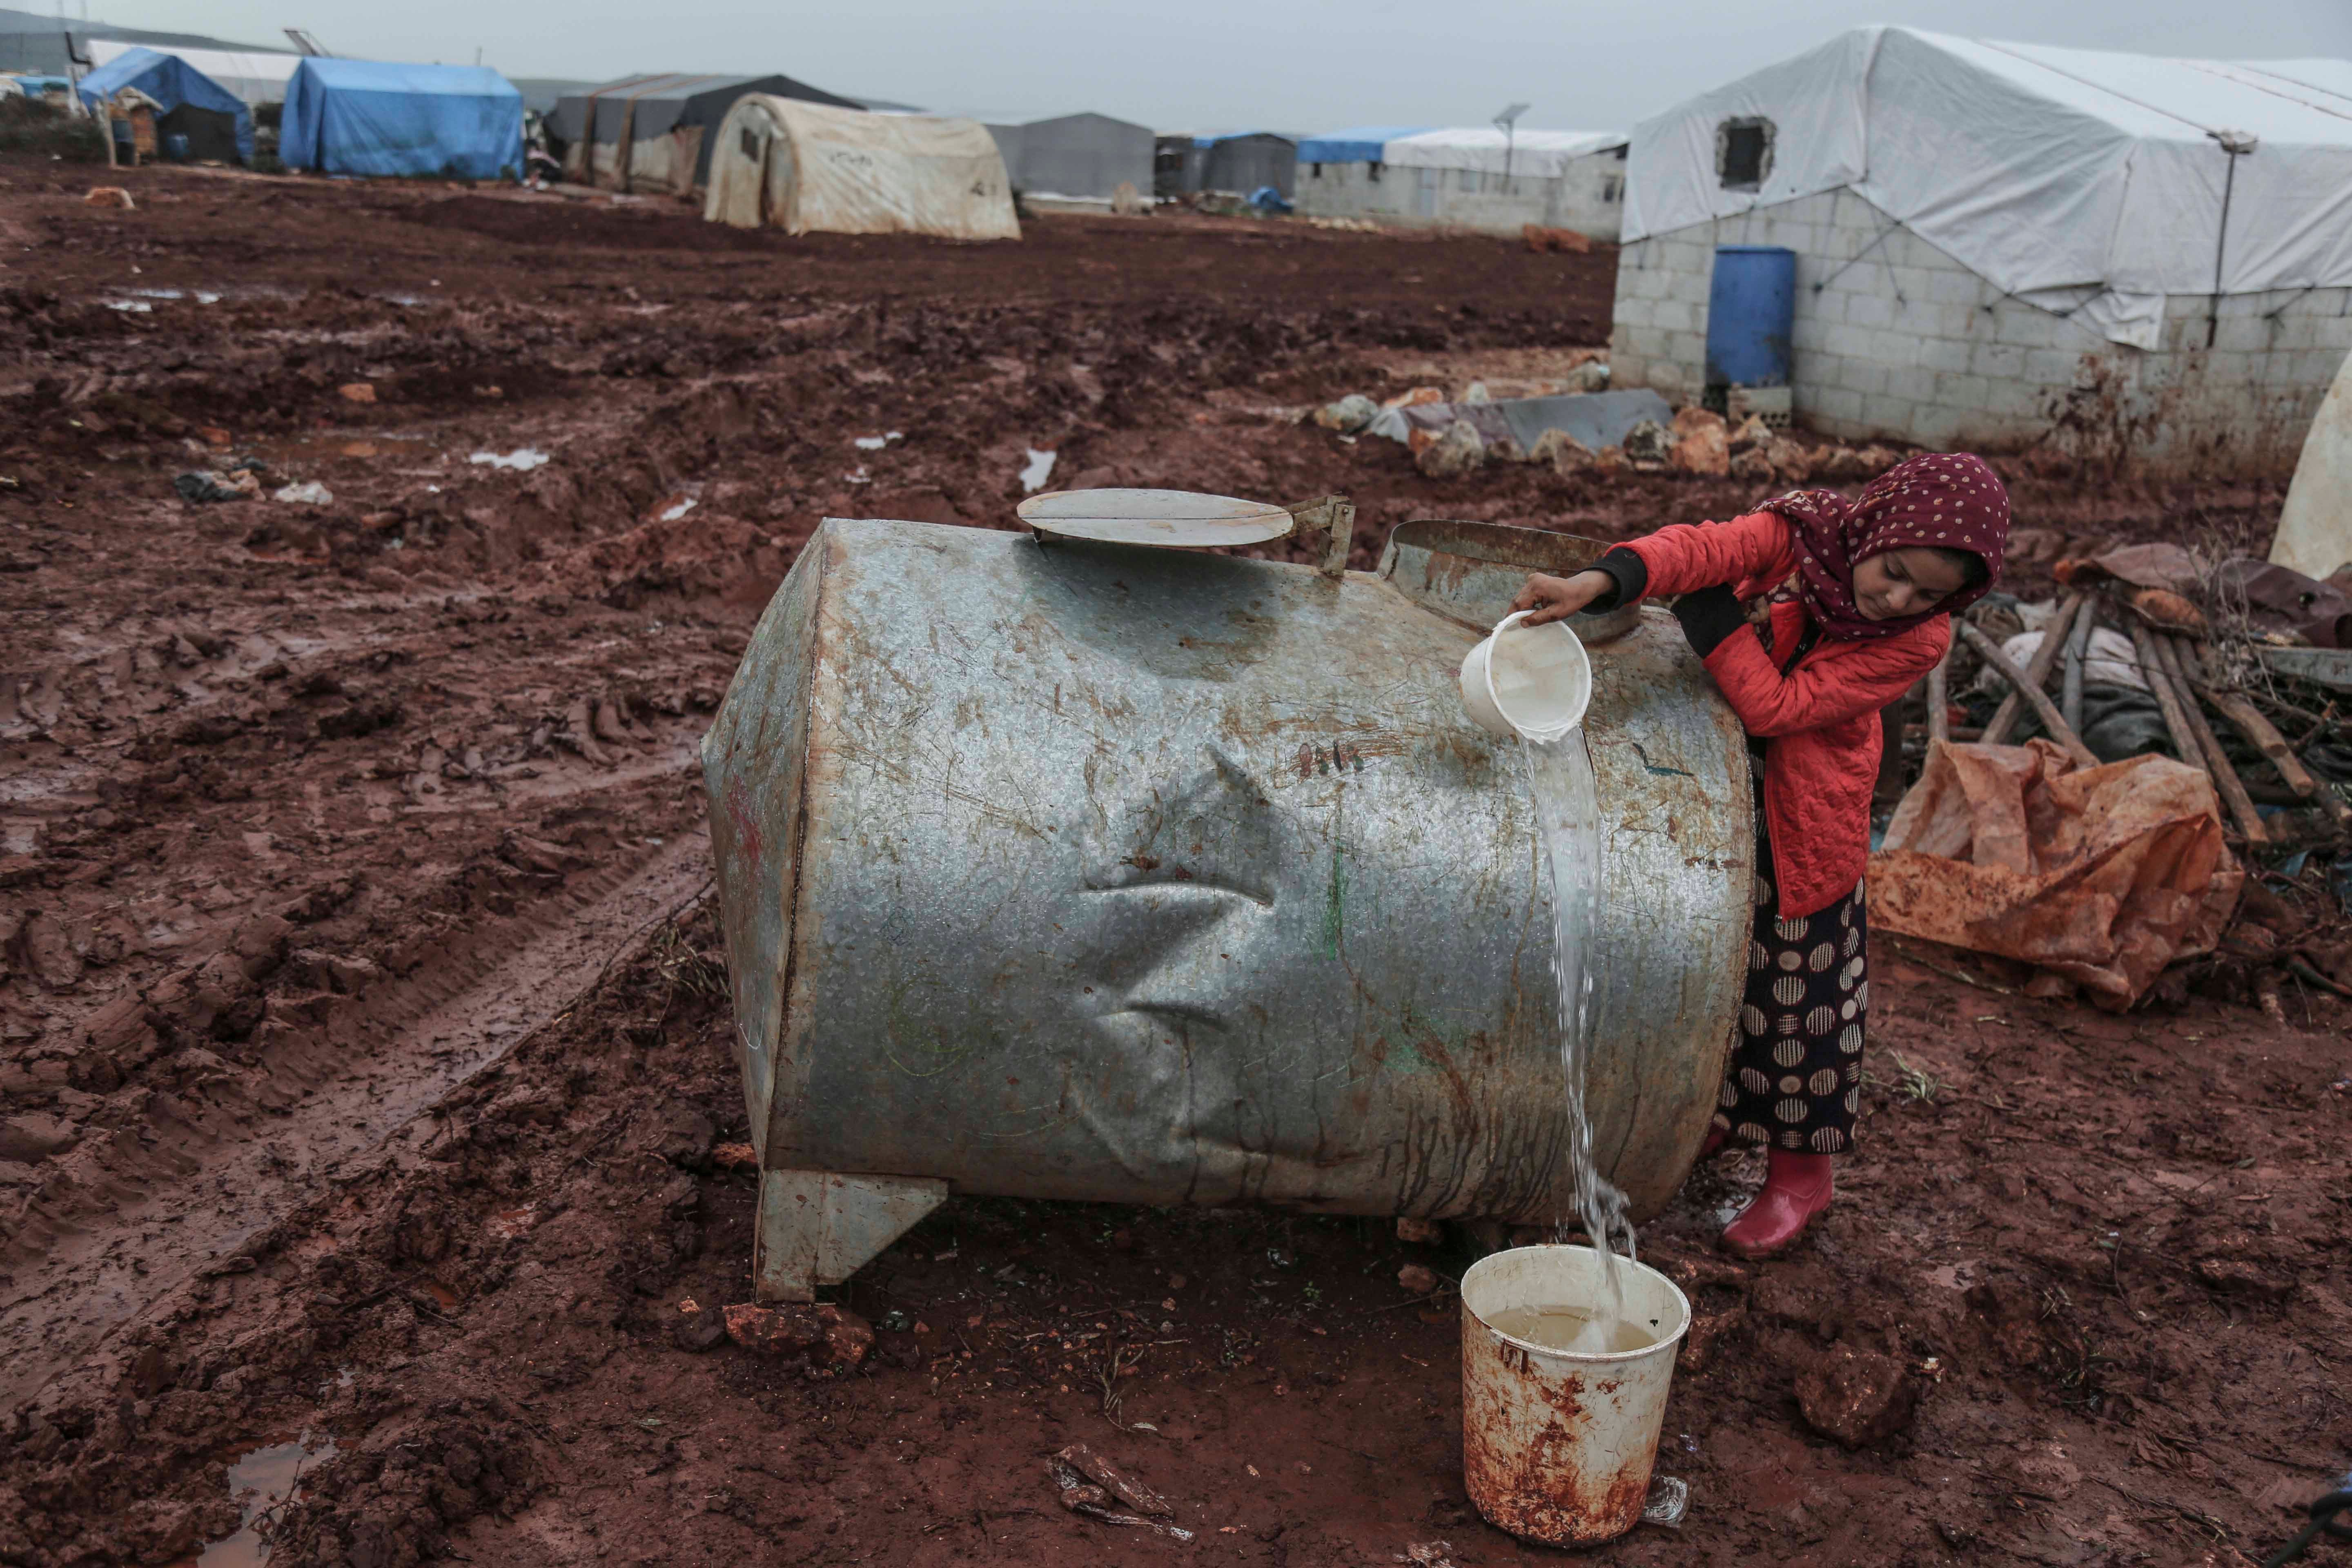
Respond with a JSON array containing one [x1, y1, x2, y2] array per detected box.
[[1020, 448, 1057, 492], [101, 299, 154, 313], [852, 430, 904, 451], [189, 1431, 337, 1566], [658, 497, 697, 522], [469, 448, 550, 472], [127, 287, 185, 300]]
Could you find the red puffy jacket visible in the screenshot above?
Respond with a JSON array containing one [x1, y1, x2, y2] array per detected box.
[[1621, 511, 1949, 918]]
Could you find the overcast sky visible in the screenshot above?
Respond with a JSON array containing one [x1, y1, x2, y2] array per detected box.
[[86, 0, 2352, 130]]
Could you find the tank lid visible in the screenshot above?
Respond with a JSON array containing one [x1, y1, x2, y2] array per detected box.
[[1017, 487, 1294, 548]]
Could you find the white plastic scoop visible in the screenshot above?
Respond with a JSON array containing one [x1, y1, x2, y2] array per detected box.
[[1460, 610, 1592, 741]]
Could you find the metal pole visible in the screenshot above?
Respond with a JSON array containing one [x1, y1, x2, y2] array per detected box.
[[2207, 149, 2238, 349]]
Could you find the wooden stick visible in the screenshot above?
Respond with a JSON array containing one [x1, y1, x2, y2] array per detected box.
[[2192, 682, 2319, 798], [1981, 592, 2084, 746], [2060, 595, 2095, 735], [2152, 632, 2267, 844], [1927, 649, 1950, 746], [1958, 620, 2098, 767], [2170, 640, 2319, 806], [2130, 619, 2205, 771]]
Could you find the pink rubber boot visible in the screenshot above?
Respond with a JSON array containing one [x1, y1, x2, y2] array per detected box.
[[1720, 1149, 1834, 1259]]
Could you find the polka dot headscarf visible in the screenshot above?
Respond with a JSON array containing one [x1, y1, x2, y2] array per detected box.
[[1758, 452, 2010, 641]]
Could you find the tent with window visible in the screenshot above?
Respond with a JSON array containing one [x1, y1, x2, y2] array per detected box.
[[550, 72, 862, 195], [280, 58, 523, 180], [74, 45, 251, 163], [1611, 28, 2352, 474], [703, 96, 1018, 240], [86, 37, 297, 108], [985, 111, 1152, 201], [1623, 27, 2352, 348]]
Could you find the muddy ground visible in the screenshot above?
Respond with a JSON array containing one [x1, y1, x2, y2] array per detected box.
[[0, 161, 2342, 1568]]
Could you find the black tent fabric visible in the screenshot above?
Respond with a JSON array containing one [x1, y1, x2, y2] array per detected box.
[[550, 71, 861, 189]]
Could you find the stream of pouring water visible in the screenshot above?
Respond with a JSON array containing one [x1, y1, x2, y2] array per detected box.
[[1520, 728, 1634, 1321]]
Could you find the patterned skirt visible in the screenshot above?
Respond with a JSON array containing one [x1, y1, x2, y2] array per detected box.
[[1713, 809, 1869, 1154]]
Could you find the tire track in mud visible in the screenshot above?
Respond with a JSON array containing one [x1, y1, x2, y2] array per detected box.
[[0, 827, 713, 1407]]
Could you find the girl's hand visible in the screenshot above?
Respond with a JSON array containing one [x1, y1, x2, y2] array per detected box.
[[1511, 569, 1613, 625]]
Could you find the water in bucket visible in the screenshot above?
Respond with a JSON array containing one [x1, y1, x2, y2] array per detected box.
[[1482, 1301, 1659, 1354]]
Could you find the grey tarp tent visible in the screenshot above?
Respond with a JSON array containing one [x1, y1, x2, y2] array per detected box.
[[552, 71, 862, 194], [1155, 131, 1296, 198], [985, 111, 1151, 201]]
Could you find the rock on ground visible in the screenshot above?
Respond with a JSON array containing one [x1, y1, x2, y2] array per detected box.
[[1794, 1344, 1919, 1448], [1417, 421, 1485, 479]]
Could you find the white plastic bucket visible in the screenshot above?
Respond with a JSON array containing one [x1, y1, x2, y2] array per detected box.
[[1459, 1245, 1691, 1545], [1459, 611, 1592, 742]]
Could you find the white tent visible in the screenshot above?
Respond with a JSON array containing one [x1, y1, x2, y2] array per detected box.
[[704, 96, 1018, 240], [1382, 127, 1623, 178], [87, 36, 298, 108], [1624, 27, 2352, 348]]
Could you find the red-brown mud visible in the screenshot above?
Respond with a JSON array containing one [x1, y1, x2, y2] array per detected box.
[[0, 162, 2340, 1568]]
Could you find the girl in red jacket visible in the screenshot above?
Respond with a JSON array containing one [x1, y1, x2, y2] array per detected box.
[[1512, 454, 2010, 1258]]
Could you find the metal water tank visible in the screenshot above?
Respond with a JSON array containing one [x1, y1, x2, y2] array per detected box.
[[1705, 244, 1796, 388], [703, 515, 1752, 1300]]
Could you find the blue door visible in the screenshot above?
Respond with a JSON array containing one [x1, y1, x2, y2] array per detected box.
[[1705, 245, 1795, 387]]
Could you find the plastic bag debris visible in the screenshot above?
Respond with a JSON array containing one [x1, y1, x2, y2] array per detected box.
[[468, 448, 550, 472], [1642, 1475, 1690, 1528], [1873, 739, 2242, 1009], [1045, 1444, 1193, 1540]]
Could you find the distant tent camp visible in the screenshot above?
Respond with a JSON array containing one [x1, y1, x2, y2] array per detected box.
[[985, 112, 1152, 202], [0, 4, 263, 79], [74, 45, 252, 164], [85, 37, 297, 108], [704, 97, 1018, 240], [1296, 125, 1628, 238], [280, 59, 523, 181], [550, 72, 863, 195]]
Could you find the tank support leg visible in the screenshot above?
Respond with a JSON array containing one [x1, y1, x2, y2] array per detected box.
[[754, 1169, 950, 1303]]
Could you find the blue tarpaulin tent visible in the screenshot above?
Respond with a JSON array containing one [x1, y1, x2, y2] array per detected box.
[[74, 45, 252, 163], [1295, 126, 1433, 164], [281, 58, 522, 180]]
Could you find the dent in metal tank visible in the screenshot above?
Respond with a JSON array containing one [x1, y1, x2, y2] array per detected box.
[[704, 516, 1751, 1301]]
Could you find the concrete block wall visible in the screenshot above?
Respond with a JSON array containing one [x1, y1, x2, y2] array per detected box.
[[1294, 151, 1624, 240], [1609, 187, 2352, 477]]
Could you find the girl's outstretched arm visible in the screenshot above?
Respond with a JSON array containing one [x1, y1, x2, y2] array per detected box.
[[1682, 607, 1949, 736]]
